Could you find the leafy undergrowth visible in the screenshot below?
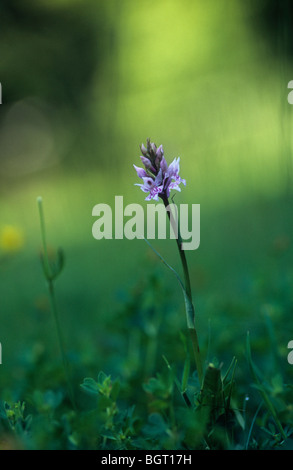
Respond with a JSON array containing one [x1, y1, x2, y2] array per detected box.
[[1, 268, 293, 451], [1, 194, 293, 450]]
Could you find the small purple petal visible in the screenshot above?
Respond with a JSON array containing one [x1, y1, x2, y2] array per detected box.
[[140, 156, 153, 169], [134, 183, 148, 192], [167, 157, 180, 177], [141, 143, 147, 155], [156, 144, 164, 161], [133, 164, 147, 178], [160, 157, 168, 174], [154, 168, 163, 186], [169, 182, 181, 192], [142, 176, 155, 188]]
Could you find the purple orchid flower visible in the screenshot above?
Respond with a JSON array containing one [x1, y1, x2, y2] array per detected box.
[[134, 139, 186, 201]]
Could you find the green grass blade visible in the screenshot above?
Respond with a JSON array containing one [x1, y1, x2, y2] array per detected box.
[[246, 332, 286, 440]]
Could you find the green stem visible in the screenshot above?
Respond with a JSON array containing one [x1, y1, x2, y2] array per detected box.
[[47, 279, 76, 410], [37, 197, 76, 410], [162, 195, 203, 385], [37, 196, 51, 279]]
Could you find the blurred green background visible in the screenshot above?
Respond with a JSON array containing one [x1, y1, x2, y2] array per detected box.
[[1, 0, 293, 392]]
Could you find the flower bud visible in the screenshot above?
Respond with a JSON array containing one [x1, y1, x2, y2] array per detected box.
[[156, 144, 164, 161], [146, 138, 152, 154], [140, 143, 147, 156], [133, 164, 147, 178], [140, 155, 152, 169], [160, 156, 168, 173]]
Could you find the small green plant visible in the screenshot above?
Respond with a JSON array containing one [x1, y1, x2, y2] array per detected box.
[[81, 372, 138, 449], [0, 400, 31, 449], [37, 196, 76, 410]]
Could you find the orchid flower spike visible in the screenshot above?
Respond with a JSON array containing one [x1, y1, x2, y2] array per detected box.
[[133, 138, 186, 201]]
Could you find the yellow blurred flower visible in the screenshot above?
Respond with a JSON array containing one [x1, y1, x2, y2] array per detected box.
[[0, 225, 24, 253]]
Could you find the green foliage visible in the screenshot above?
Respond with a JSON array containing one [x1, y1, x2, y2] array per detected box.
[[1, 197, 293, 450], [0, 401, 31, 449], [80, 372, 137, 449], [1, 0, 293, 452], [1, 255, 293, 450]]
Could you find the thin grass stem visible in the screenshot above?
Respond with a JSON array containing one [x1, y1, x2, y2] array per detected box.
[[37, 197, 76, 410]]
